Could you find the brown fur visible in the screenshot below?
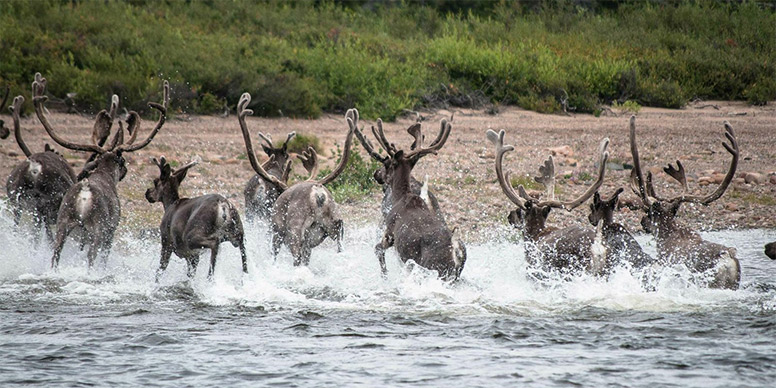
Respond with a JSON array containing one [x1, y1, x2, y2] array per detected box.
[[146, 157, 248, 280], [629, 116, 740, 289]]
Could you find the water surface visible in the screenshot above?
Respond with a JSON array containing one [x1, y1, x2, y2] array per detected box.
[[1, 208, 775, 387]]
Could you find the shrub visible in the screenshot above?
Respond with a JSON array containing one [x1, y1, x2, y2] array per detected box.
[[743, 76, 776, 106], [317, 142, 382, 203], [285, 133, 322, 154]]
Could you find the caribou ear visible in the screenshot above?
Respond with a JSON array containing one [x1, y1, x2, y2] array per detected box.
[[262, 144, 273, 156], [161, 163, 172, 179], [593, 192, 601, 205], [542, 206, 551, 218]]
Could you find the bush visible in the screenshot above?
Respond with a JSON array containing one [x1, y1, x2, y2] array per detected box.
[[317, 141, 382, 203], [285, 133, 322, 155], [743, 76, 776, 106]]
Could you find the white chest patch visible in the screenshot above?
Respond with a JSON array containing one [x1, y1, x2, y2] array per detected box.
[[590, 219, 607, 275], [420, 175, 430, 207], [76, 182, 93, 219], [27, 160, 42, 179]]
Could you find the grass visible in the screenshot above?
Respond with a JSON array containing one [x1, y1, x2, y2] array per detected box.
[[317, 141, 382, 203], [1, 1, 773, 119]]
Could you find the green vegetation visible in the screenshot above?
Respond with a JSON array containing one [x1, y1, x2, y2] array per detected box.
[[1, 1, 774, 119], [317, 142, 382, 203], [284, 133, 322, 154], [612, 100, 641, 115]]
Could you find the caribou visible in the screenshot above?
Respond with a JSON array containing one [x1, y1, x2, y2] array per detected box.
[[629, 116, 740, 289], [5, 74, 120, 242], [243, 131, 296, 222], [488, 129, 610, 276], [588, 188, 653, 272], [765, 242, 776, 261], [5, 95, 76, 242], [146, 157, 248, 280], [33, 75, 169, 269], [237, 93, 352, 266], [353, 119, 444, 231], [0, 86, 10, 139], [356, 118, 466, 281]]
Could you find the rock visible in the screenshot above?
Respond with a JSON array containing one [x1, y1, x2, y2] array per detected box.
[[698, 176, 712, 186], [744, 172, 766, 185], [648, 166, 663, 175], [224, 158, 240, 165], [606, 162, 625, 171], [7, 151, 19, 157], [711, 173, 726, 184], [724, 202, 738, 212], [546, 145, 573, 158], [771, 175, 776, 185], [734, 177, 745, 185]]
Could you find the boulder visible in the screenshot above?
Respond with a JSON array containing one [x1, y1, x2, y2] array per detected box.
[[546, 145, 574, 158], [744, 172, 766, 185]]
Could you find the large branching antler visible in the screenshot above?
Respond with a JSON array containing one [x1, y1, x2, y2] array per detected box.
[[116, 80, 168, 153], [371, 119, 397, 157], [316, 108, 356, 186], [353, 111, 389, 164], [91, 94, 119, 148], [10, 95, 32, 157], [32, 73, 106, 154], [536, 137, 609, 211], [629, 115, 652, 209], [236, 93, 287, 190], [487, 129, 527, 209], [652, 122, 739, 205], [534, 156, 555, 200], [404, 118, 451, 160], [297, 147, 319, 181]]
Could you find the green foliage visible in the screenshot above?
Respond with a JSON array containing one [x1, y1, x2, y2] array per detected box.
[[317, 142, 381, 203], [1, 0, 773, 118], [285, 133, 322, 154], [510, 174, 541, 191], [612, 100, 641, 114]]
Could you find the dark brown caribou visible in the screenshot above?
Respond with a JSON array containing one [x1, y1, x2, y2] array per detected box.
[[237, 93, 353, 266], [5, 95, 76, 241], [353, 119, 444, 231], [243, 131, 295, 222], [588, 188, 653, 272], [356, 118, 466, 281], [145, 157, 248, 281], [34, 76, 168, 269], [0, 86, 10, 139], [629, 116, 740, 289], [488, 129, 610, 275], [765, 242, 776, 261]]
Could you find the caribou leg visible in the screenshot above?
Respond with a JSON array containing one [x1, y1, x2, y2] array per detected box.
[[375, 231, 394, 276], [156, 244, 173, 282], [51, 224, 74, 269], [207, 244, 219, 280]]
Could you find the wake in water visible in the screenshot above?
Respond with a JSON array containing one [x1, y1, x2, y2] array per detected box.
[[2, 199, 775, 316]]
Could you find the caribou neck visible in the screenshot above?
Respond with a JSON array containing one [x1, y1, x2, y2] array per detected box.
[[160, 188, 182, 211], [389, 161, 414, 200]]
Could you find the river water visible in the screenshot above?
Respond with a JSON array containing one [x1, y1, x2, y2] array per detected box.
[[1, 206, 775, 387]]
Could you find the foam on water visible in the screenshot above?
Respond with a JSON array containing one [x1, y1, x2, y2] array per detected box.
[[1, 200, 773, 317]]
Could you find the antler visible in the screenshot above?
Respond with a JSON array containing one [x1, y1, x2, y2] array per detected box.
[[629, 115, 652, 208], [257, 132, 274, 149], [536, 137, 609, 210], [297, 146, 319, 181], [316, 108, 356, 186], [407, 123, 423, 150], [653, 122, 739, 205], [283, 131, 296, 148], [404, 118, 452, 160], [534, 156, 556, 200], [353, 110, 389, 164], [10, 95, 32, 157], [32, 73, 106, 154], [236, 92, 287, 190], [116, 80, 168, 152], [371, 119, 396, 157], [486, 129, 526, 209]]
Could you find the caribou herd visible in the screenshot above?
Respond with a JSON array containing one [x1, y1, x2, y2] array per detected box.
[[1, 73, 774, 289]]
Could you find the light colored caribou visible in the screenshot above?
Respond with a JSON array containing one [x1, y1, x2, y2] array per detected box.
[[629, 116, 740, 289], [237, 93, 353, 266], [33, 75, 169, 269], [488, 129, 610, 275], [146, 157, 248, 280], [356, 118, 466, 281]]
